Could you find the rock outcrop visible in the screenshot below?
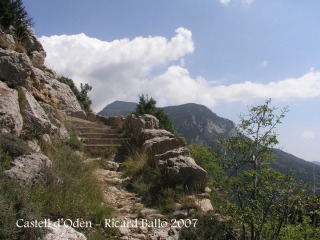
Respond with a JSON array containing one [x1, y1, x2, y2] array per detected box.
[[3, 153, 52, 184], [125, 114, 207, 192], [21, 88, 52, 135], [42, 221, 87, 240], [155, 147, 207, 191], [0, 81, 23, 135], [0, 28, 15, 49], [48, 78, 83, 114], [0, 48, 33, 89]]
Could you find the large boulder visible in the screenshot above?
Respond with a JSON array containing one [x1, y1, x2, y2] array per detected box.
[[31, 50, 46, 68], [143, 137, 186, 156], [141, 129, 175, 142], [21, 88, 52, 135], [48, 79, 83, 113], [3, 153, 52, 184], [156, 148, 207, 191], [0, 49, 33, 89], [126, 114, 159, 132], [0, 81, 23, 135], [42, 221, 87, 240]]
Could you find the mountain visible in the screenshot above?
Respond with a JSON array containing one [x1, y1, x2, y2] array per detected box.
[[272, 149, 320, 184], [163, 103, 236, 144], [98, 100, 137, 116], [98, 100, 320, 184]]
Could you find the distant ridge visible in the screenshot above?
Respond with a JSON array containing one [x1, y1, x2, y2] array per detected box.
[[98, 101, 137, 117]]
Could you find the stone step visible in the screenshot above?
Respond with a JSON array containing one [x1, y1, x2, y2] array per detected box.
[[78, 127, 118, 134], [83, 138, 130, 145], [84, 144, 122, 151], [67, 116, 100, 125], [79, 133, 125, 139]]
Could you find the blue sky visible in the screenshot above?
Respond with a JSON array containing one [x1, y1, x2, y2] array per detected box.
[[23, 0, 320, 162]]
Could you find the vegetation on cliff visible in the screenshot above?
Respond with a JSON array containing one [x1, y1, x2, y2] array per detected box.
[[58, 76, 93, 111], [134, 94, 175, 133], [0, 0, 33, 42]]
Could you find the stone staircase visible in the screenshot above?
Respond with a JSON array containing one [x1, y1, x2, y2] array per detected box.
[[67, 116, 129, 152]]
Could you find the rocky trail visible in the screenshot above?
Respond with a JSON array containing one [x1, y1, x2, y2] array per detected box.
[[67, 116, 181, 240]]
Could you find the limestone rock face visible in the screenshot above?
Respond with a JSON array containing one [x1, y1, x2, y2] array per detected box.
[[126, 114, 207, 192], [3, 153, 52, 184], [143, 137, 186, 156], [141, 129, 174, 142], [48, 78, 83, 113], [31, 50, 46, 68], [0, 81, 23, 135], [125, 114, 159, 138], [156, 150, 207, 191], [0, 29, 15, 49], [42, 221, 87, 240], [21, 88, 52, 134], [0, 49, 33, 89], [155, 148, 208, 191], [143, 114, 159, 129]]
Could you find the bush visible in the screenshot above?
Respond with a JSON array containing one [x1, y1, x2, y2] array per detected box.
[[179, 213, 236, 240], [134, 94, 176, 133], [0, 0, 33, 42], [188, 143, 229, 210], [0, 178, 45, 240], [65, 134, 83, 150], [0, 133, 31, 171], [0, 136, 115, 239], [58, 76, 92, 111]]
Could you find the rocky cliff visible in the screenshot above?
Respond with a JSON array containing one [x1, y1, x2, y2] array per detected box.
[[0, 26, 90, 239]]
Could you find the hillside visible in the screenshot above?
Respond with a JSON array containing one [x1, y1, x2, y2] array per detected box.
[[99, 100, 320, 184], [98, 100, 137, 116], [163, 103, 236, 144]]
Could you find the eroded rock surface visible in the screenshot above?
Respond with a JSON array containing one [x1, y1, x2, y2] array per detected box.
[[3, 153, 52, 184], [0, 81, 23, 135]]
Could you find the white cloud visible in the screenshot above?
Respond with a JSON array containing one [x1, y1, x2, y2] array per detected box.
[[219, 0, 231, 6], [302, 131, 316, 139], [40, 29, 320, 112]]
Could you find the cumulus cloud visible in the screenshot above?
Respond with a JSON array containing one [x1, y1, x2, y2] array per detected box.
[[40, 28, 320, 111]]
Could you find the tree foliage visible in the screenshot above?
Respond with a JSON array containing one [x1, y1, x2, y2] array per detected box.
[[221, 99, 310, 239], [58, 76, 92, 111], [135, 94, 175, 133], [0, 0, 33, 41]]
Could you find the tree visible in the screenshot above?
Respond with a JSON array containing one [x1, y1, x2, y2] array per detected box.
[[135, 94, 175, 133], [222, 99, 307, 239], [58, 76, 92, 111], [0, 0, 33, 41]]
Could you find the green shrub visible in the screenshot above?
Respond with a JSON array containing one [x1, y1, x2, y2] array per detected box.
[[58, 76, 92, 111], [0, 133, 31, 171], [179, 213, 236, 240], [134, 94, 176, 133], [0, 0, 33, 42], [65, 134, 83, 150], [0, 178, 45, 240], [0, 136, 115, 238]]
